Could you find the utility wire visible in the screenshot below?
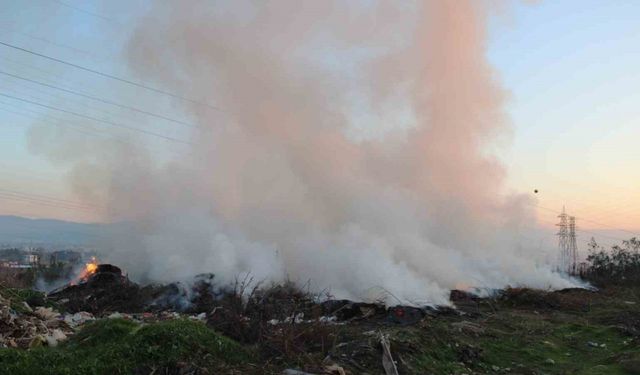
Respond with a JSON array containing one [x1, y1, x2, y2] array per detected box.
[[532, 176, 640, 222], [0, 92, 192, 144], [533, 203, 640, 238], [0, 40, 224, 112], [0, 102, 193, 158], [0, 103, 193, 160], [581, 204, 640, 223], [0, 194, 98, 213], [0, 77, 163, 133], [50, 0, 120, 24], [0, 101, 136, 145], [0, 56, 202, 133], [536, 216, 628, 243], [0, 190, 104, 211], [0, 188, 103, 210], [0, 25, 96, 58], [0, 67, 196, 136], [0, 69, 198, 128]]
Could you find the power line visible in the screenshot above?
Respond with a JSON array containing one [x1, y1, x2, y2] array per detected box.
[[49, 0, 121, 25], [0, 55, 77, 89], [531, 177, 640, 223], [0, 75, 166, 134], [0, 100, 137, 145], [0, 25, 97, 58], [0, 193, 98, 213], [0, 101, 193, 158], [0, 188, 102, 209], [533, 203, 640, 238], [0, 92, 192, 144], [580, 204, 640, 223], [0, 190, 100, 211], [0, 69, 198, 128], [0, 65, 199, 138], [0, 56, 201, 132], [537, 216, 627, 243], [0, 40, 224, 112]]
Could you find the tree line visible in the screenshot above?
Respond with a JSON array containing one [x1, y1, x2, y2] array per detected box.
[[583, 236, 640, 286]]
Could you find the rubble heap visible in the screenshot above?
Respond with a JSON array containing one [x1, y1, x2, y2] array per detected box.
[[48, 264, 165, 314], [0, 292, 81, 348]]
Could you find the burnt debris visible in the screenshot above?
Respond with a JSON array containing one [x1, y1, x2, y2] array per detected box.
[[45, 263, 446, 330]]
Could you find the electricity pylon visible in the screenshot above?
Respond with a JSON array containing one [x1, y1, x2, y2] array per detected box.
[[556, 206, 578, 274]]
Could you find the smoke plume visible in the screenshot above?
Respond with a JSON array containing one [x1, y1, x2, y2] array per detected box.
[[37, 0, 578, 304]]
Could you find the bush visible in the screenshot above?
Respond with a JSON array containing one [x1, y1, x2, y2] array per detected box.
[[584, 237, 640, 286]]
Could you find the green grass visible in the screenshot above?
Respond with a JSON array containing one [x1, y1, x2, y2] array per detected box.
[[0, 318, 249, 375], [0, 287, 61, 313], [405, 307, 640, 375], [479, 321, 632, 374]]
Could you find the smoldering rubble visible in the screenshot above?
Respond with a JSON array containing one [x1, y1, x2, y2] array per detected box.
[[46, 264, 445, 327]]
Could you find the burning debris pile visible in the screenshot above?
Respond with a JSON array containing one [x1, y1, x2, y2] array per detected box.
[[48, 261, 163, 314], [12, 262, 455, 373], [47, 263, 447, 327], [0, 260, 125, 348]]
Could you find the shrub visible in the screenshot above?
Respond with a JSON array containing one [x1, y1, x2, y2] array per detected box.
[[584, 237, 640, 286]]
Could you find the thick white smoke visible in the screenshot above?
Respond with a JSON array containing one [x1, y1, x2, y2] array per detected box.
[[36, 0, 579, 304]]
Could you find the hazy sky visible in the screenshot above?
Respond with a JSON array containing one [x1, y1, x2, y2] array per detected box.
[[0, 0, 639, 251]]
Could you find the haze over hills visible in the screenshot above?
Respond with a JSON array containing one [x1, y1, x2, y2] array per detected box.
[[0, 215, 109, 246]]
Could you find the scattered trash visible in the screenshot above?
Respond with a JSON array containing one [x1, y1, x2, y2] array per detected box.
[[452, 321, 485, 335], [64, 311, 95, 328], [282, 369, 317, 375], [35, 306, 60, 320], [191, 312, 207, 321], [44, 329, 67, 347], [0, 292, 73, 348], [324, 363, 346, 375], [379, 333, 399, 375]]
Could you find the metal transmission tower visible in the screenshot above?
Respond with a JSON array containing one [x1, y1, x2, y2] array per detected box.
[[556, 207, 578, 274], [556, 207, 569, 272], [568, 216, 578, 274]]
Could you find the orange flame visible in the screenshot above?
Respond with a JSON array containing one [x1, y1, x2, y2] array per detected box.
[[76, 257, 99, 283], [454, 282, 473, 292]]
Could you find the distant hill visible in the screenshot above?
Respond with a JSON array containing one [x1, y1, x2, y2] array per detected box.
[[0, 215, 108, 246]]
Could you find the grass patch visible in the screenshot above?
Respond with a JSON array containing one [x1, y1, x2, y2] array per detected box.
[[0, 318, 249, 375], [467, 315, 635, 374], [401, 304, 640, 375], [398, 321, 471, 374], [0, 287, 60, 313]]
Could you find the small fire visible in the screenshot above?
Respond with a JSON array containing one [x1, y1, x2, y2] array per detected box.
[[454, 282, 473, 292], [76, 257, 99, 283]]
